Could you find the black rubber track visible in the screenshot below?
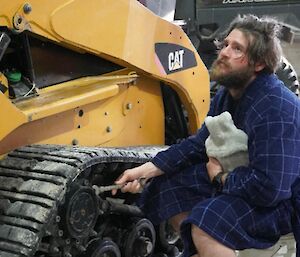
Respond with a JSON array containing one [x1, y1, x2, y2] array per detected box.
[[0, 144, 165, 257]]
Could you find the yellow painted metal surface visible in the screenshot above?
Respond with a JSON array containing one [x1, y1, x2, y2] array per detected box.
[[49, 0, 210, 130], [0, 72, 164, 155], [0, 0, 210, 155], [15, 75, 137, 121], [0, 0, 209, 127], [0, 93, 27, 141]]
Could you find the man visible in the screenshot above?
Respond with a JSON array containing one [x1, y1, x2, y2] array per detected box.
[[114, 15, 300, 257]]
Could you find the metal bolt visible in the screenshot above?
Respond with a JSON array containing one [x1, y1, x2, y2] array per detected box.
[[58, 230, 64, 237], [80, 209, 86, 216], [55, 215, 61, 223], [65, 239, 71, 245], [106, 126, 112, 133], [126, 103, 132, 110], [72, 139, 78, 145], [23, 3, 32, 14]]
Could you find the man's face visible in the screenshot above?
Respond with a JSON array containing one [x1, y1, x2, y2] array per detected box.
[[210, 29, 255, 89]]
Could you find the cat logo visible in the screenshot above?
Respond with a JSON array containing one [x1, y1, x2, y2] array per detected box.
[[168, 50, 184, 71], [155, 43, 197, 75]]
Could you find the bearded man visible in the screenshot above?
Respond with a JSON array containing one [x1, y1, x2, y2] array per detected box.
[[113, 15, 300, 257]]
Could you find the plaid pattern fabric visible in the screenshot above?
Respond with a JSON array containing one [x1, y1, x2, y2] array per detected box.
[[138, 163, 214, 225], [181, 194, 293, 256], [139, 73, 300, 257]]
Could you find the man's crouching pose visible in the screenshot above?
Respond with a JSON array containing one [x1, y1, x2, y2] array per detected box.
[[114, 14, 300, 257]]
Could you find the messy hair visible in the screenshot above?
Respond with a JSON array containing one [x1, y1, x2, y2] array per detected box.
[[218, 14, 282, 73]]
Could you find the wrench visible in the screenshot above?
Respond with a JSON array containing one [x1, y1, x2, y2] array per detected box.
[[93, 177, 147, 195]]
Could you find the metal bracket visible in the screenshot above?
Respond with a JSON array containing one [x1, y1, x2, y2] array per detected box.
[[12, 3, 32, 33]]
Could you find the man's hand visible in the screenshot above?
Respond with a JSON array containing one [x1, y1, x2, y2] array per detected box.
[[112, 162, 163, 195], [206, 157, 223, 182]]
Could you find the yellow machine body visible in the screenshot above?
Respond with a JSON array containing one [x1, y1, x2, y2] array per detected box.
[[0, 1, 211, 256], [0, 0, 209, 156]]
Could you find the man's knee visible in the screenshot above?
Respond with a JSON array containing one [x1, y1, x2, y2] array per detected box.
[[169, 212, 189, 232], [191, 225, 211, 243], [191, 224, 220, 251], [191, 225, 236, 257]]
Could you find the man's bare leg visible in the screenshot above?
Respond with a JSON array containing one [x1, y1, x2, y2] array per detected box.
[[169, 211, 189, 232], [191, 225, 236, 257]]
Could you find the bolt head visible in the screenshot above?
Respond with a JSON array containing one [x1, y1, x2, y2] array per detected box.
[[126, 103, 132, 110], [23, 3, 32, 14], [72, 139, 79, 145], [106, 126, 112, 133]]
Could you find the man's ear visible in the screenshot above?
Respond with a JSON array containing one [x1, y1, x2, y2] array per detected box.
[[254, 62, 266, 72]]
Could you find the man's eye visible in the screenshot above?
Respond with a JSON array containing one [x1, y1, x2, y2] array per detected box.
[[233, 46, 242, 53]]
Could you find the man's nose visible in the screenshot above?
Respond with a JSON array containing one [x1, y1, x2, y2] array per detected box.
[[219, 45, 231, 58]]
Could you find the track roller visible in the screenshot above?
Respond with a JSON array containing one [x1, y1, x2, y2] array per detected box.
[[84, 238, 121, 257], [62, 185, 99, 239], [123, 218, 156, 257]]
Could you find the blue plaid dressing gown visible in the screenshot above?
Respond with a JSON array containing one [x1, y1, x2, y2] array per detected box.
[[138, 73, 300, 256]]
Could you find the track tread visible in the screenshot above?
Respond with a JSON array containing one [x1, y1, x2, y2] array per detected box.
[[0, 250, 22, 257], [0, 176, 64, 200], [0, 144, 165, 257], [0, 168, 65, 185], [0, 224, 38, 251]]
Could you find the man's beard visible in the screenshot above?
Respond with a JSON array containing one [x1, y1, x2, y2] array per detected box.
[[209, 59, 254, 90]]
